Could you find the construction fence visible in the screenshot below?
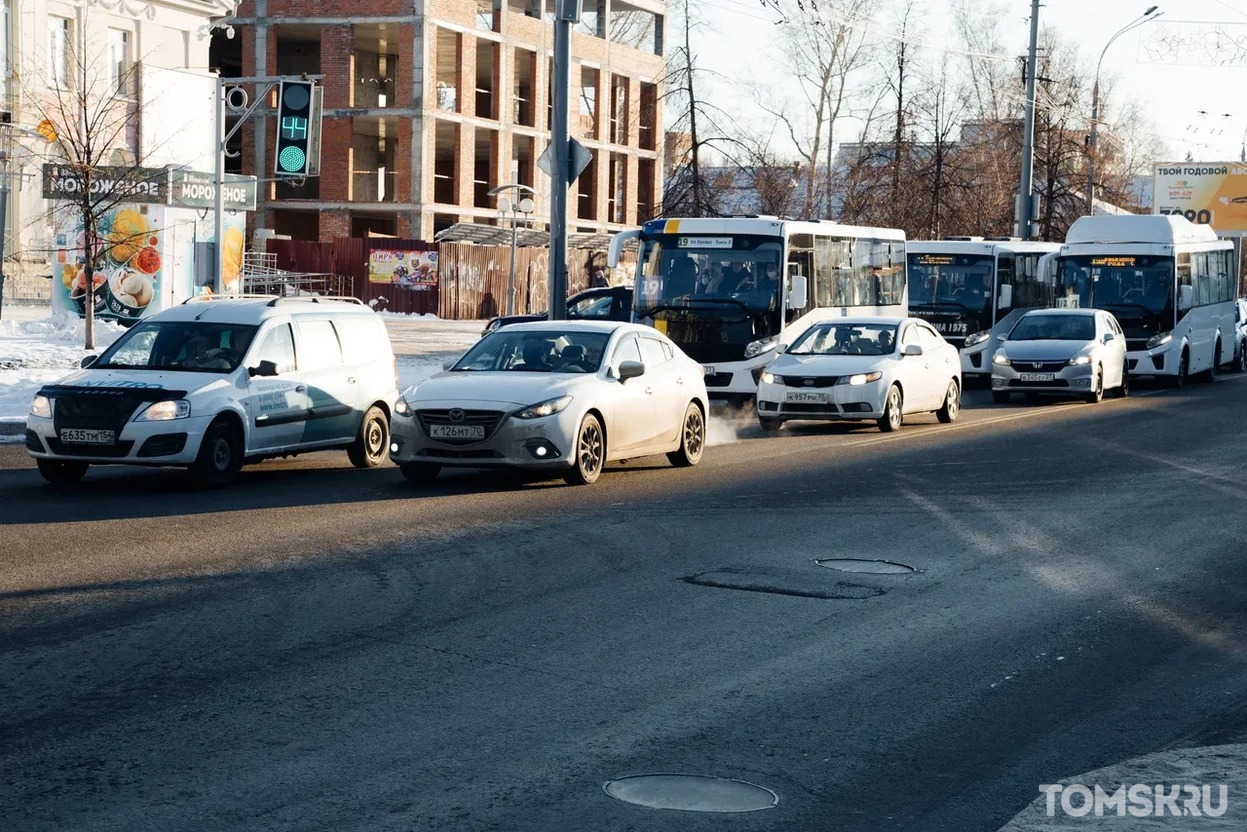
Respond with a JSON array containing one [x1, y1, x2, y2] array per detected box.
[[266, 237, 637, 319]]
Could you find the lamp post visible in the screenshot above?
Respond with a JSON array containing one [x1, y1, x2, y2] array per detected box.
[[489, 183, 536, 316], [1088, 5, 1162, 216]]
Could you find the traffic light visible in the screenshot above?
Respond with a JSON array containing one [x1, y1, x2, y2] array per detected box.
[[274, 80, 317, 177]]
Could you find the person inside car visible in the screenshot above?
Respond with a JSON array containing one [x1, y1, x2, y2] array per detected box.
[[519, 340, 552, 371]]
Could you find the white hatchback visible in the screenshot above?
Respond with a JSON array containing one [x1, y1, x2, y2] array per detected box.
[[390, 321, 710, 485], [755, 316, 962, 432], [990, 308, 1128, 403]]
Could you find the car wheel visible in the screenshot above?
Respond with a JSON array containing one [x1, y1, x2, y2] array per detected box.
[[992, 390, 1011, 404], [347, 405, 390, 468], [936, 380, 960, 423], [877, 385, 903, 433], [1110, 362, 1129, 398], [36, 458, 88, 485], [564, 413, 605, 485], [1083, 366, 1104, 404], [1236, 341, 1247, 373], [758, 416, 782, 432], [192, 419, 242, 487], [668, 403, 706, 467], [399, 462, 440, 485]]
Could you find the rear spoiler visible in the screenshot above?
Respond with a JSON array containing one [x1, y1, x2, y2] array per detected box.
[[607, 229, 640, 268]]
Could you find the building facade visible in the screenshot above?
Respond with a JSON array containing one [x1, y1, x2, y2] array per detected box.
[[221, 0, 666, 243]]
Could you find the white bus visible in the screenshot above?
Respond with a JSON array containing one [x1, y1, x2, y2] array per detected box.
[[608, 217, 906, 401], [1046, 215, 1236, 383], [907, 238, 1061, 381]]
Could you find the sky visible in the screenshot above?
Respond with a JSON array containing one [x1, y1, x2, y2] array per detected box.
[[688, 0, 1247, 165]]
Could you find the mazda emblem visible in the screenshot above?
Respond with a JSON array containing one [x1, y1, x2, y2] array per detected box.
[[448, 408, 465, 423]]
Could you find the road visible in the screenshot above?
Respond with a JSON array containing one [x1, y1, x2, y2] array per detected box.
[[3, 380, 1247, 831]]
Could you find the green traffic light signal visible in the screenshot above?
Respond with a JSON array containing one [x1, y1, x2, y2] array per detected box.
[[275, 80, 317, 177]]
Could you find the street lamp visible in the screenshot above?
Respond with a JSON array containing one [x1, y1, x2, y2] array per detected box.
[[489, 183, 536, 316], [1088, 5, 1162, 215]]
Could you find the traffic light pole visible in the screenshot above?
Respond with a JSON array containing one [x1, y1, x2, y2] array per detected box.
[[213, 72, 322, 294], [548, 0, 578, 320]]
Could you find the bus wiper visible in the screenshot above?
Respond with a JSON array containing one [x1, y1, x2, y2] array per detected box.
[[639, 299, 754, 320], [918, 299, 976, 313]]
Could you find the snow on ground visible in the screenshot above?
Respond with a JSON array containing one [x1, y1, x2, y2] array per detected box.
[[0, 304, 485, 440]]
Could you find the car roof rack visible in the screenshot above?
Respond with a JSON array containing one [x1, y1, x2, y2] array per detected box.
[[266, 295, 366, 307], [182, 293, 280, 305]]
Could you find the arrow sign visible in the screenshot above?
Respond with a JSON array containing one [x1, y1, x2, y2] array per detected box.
[[537, 137, 594, 184]]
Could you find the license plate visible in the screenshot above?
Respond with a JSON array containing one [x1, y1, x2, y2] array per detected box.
[[59, 428, 116, 445], [1018, 373, 1056, 382], [785, 391, 828, 404], [429, 424, 486, 440]]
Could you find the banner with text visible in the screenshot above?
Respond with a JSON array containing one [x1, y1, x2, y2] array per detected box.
[[1152, 162, 1247, 234]]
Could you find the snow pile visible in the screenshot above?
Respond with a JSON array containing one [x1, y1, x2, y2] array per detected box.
[[377, 310, 441, 320]]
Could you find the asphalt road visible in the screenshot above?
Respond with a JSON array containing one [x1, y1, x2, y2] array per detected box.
[[4, 380, 1247, 831]]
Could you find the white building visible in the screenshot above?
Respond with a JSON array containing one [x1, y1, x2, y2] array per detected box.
[[2, 0, 235, 302]]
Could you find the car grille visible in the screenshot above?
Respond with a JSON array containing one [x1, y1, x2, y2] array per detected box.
[[416, 448, 505, 459], [46, 438, 136, 457], [1008, 379, 1070, 388], [1010, 360, 1067, 373], [780, 375, 839, 388], [1127, 339, 1150, 352], [51, 391, 145, 434], [704, 372, 733, 388], [781, 402, 840, 414], [416, 409, 505, 444]]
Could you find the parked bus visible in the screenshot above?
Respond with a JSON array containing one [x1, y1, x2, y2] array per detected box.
[[906, 238, 1061, 381], [608, 217, 906, 401], [1045, 215, 1236, 384]]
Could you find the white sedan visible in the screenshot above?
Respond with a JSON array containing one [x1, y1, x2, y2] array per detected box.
[[756, 316, 962, 432], [390, 321, 709, 485]]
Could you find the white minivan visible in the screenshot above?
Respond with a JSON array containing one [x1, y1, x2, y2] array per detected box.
[[25, 297, 399, 486]]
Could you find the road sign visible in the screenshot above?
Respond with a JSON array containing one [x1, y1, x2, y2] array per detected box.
[[537, 138, 593, 183]]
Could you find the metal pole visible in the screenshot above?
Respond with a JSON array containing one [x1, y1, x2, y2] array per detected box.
[[1017, 0, 1041, 241], [508, 209, 517, 316], [549, 0, 573, 320], [214, 74, 226, 295], [1087, 77, 1100, 216], [0, 127, 8, 322]]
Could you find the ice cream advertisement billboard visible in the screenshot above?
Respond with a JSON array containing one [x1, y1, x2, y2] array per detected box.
[[52, 204, 169, 321], [1151, 162, 1247, 234]]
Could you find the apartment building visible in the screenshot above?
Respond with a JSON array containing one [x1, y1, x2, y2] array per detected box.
[[218, 0, 666, 242]]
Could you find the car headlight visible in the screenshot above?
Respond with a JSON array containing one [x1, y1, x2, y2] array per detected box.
[[516, 395, 573, 419], [993, 350, 1011, 366], [964, 330, 991, 347], [1147, 331, 1173, 349], [1068, 354, 1092, 366], [744, 337, 777, 358], [134, 400, 191, 421], [30, 394, 51, 418], [394, 397, 412, 417], [838, 371, 883, 386], [760, 371, 783, 385]]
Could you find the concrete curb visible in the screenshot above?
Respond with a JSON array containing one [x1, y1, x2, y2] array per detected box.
[[1000, 744, 1247, 829]]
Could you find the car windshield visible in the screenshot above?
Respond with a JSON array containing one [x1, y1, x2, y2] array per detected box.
[[788, 323, 898, 356], [94, 321, 259, 373], [452, 330, 610, 373], [1009, 315, 1094, 341]]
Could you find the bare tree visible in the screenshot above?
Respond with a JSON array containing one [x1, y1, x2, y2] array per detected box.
[[19, 19, 166, 349]]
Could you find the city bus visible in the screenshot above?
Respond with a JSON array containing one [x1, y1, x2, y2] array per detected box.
[[906, 238, 1061, 381], [608, 217, 906, 401], [1045, 215, 1236, 383]]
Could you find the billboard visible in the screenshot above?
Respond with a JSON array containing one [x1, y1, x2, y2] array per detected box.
[[1151, 162, 1247, 234], [368, 249, 438, 289], [52, 204, 170, 321]]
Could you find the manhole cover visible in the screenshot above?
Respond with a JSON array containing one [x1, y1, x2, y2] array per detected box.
[[603, 774, 778, 813], [815, 558, 915, 574]]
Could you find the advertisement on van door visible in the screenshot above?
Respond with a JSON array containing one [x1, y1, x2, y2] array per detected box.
[[1152, 162, 1247, 234]]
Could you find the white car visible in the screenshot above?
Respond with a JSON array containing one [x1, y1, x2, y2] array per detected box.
[[1231, 298, 1247, 373], [25, 297, 399, 486], [991, 308, 1128, 404], [755, 316, 962, 432], [389, 321, 709, 485]]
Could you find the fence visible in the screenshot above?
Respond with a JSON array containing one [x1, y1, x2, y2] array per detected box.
[[266, 237, 636, 319]]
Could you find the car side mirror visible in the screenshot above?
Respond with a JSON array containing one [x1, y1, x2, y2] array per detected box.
[[248, 359, 279, 378], [786, 274, 808, 309], [1178, 284, 1193, 311], [80, 354, 98, 368], [902, 344, 923, 357], [618, 360, 646, 381], [1102, 333, 1114, 344], [997, 334, 1008, 342], [997, 284, 1013, 310]]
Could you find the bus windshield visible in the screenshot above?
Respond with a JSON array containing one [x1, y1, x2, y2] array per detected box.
[[1056, 254, 1175, 341], [907, 253, 994, 314], [634, 233, 784, 364]]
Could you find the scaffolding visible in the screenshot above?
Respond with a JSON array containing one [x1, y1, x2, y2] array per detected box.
[[241, 251, 345, 296]]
